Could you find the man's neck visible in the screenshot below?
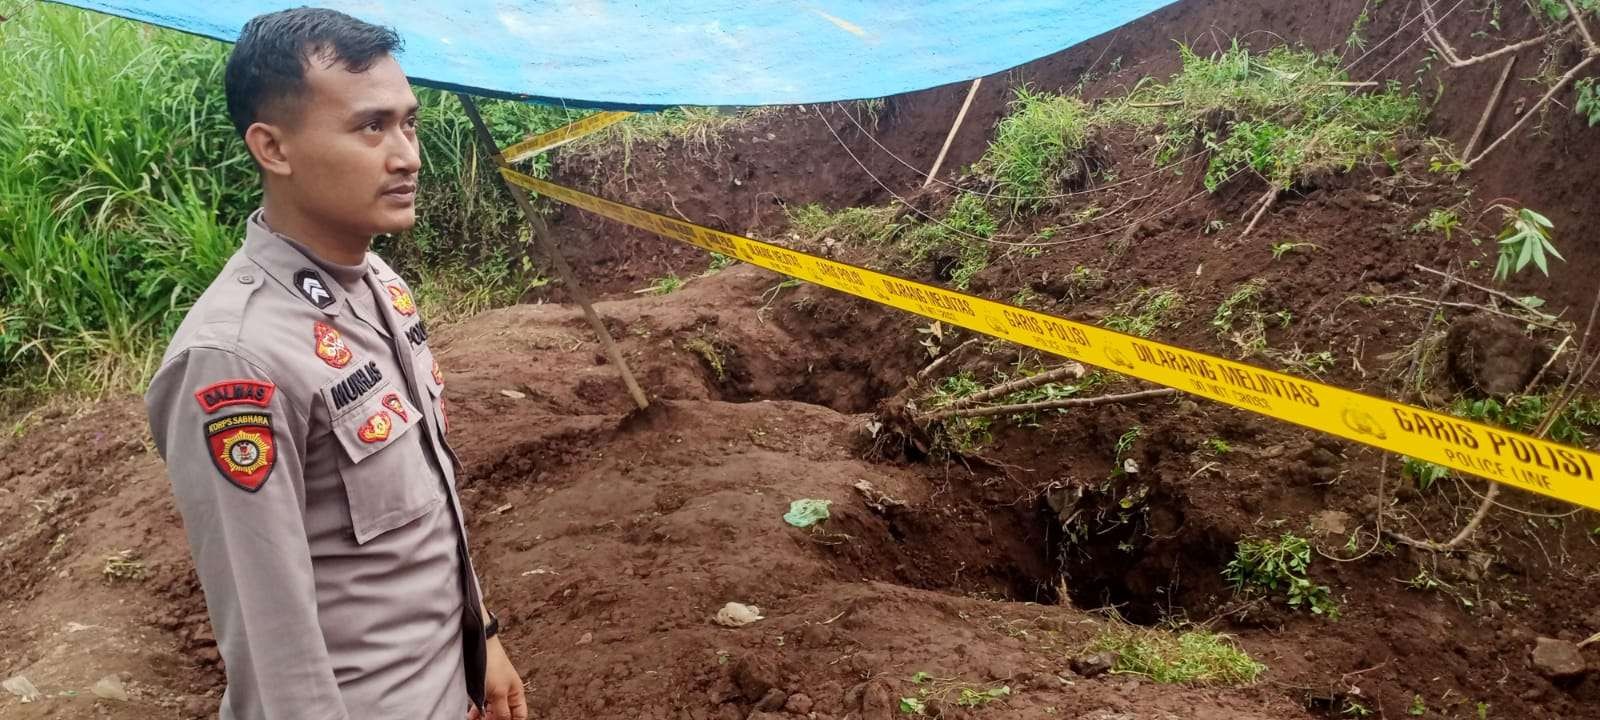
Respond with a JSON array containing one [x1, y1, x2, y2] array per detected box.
[[260, 196, 371, 267]]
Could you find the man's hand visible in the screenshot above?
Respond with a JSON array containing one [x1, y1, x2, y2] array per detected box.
[[468, 637, 526, 720]]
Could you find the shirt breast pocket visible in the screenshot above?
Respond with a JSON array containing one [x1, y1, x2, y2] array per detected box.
[[330, 388, 441, 544]]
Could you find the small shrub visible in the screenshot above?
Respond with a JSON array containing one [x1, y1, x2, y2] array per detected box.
[[1224, 532, 1339, 617], [1493, 207, 1562, 281]]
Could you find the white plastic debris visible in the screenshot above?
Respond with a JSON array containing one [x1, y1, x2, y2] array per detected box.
[[714, 602, 764, 628]]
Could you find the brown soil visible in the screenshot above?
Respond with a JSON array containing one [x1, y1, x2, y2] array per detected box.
[[7, 0, 1600, 719]]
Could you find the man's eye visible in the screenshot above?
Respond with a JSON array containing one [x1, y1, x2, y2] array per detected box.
[[404, 116, 418, 130], [364, 121, 383, 133]]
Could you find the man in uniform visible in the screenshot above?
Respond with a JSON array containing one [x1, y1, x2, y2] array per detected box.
[[144, 8, 526, 719]]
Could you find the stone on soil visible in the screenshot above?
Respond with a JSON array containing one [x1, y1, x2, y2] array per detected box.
[[1532, 637, 1586, 680]]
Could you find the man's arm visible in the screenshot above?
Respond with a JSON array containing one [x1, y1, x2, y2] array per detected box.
[[147, 347, 350, 720]]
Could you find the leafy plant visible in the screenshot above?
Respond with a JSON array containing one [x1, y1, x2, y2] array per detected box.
[[1576, 76, 1600, 127], [1492, 206, 1562, 281], [1206, 438, 1233, 455], [1224, 532, 1339, 617], [1401, 456, 1452, 491], [1412, 208, 1461, 241], [1409, 695, 1428, 716]]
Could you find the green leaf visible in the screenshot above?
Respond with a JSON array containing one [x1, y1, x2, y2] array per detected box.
[[900, 697, 927, 715]]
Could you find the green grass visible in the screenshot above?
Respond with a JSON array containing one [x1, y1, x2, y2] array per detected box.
[[1103, 289, 1182, 337], [978, 87, 1093, 206], [1089, 625, 1265, 685], [573, 106, 778, 154], [898, 195, 998, 290], [0, 5, 573, 400], [786, 204, 901, 245]]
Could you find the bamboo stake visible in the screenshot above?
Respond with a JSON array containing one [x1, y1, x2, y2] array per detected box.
[[923, 78, 982, 188], [456, 93, 650, 411]]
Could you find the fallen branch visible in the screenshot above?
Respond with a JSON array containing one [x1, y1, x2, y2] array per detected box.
[[1383, 295, 1567, 331], [922, 388, 1178, 421], [1564, 0, 1598, 54], [1463, 55, 1518, 159], [942, 363, 1087, 410], [1410, 264, 1555, 318], [1239, 185, 1279, 238], [1466, 55, 1597, 168], [1422, 0, 1563, 68], [915, 338, 981, 383]]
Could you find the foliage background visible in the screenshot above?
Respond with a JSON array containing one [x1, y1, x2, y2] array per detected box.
[[0, 4, 583, 398]]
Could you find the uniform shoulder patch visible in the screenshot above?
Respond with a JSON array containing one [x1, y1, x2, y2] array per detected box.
[[294, 268, 334, 309], [386, 283, 417, 316], [205, 413, 276, 492], [195, 379, 275, 414]]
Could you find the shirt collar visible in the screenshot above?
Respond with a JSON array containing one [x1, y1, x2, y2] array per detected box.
[[243, 209, 372, 316]]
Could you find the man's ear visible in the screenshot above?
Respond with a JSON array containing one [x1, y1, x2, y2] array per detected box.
[[243, 122, 291, 178]]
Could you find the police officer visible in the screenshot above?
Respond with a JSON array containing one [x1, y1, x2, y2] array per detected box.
[[144, 9, 526, 719]]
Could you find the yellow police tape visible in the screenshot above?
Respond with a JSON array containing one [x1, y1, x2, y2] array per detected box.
[[498, 166, 1600, 511], [501, 111, 634, 164]]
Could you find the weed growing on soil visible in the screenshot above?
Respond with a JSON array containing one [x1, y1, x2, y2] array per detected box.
[[1104, 290, 1182, 337], [101, 550, 147, 583], [1402, 456, 1453, 491], [682, 337, 728, 380], [413, 253, 549, 324], [786, 204, 900, 245], [979, 87, 1093, 206], [1412, 208, 1462, 240], [636, 274, 686, 296], [1492, 206, 1563, 281], [1126, 43, 1423, 191], [1212, 281, 1269, 355], [1088, 625, 1265, 685], [575, 106, 775, 154], [899, 195, 997, 289], [1450, 395, 1600, 445], [901, 672, 1012, 715], [1225, 532, 1339, 617]]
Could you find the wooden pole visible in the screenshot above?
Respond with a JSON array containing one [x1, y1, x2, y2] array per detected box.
[[922, 77, 982, 188], [456, 93, 650, 411]]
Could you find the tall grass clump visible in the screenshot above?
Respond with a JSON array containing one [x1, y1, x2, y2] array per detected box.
[[0, 5, 577, 400], [977, 87, 1093, 207], [1132, 42, 1425, 191]]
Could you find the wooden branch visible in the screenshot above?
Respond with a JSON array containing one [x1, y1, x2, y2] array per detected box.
[[943, 363, 1087, 410], [922, 388, 1177, 421], [1564, 0, 1597, 53], [1421, 0, 1564, 68], [1240, 185, 1279, 238], [1410, 264, 1553, 317], [915, 338, 981, 383], [1384, 295, 1567, 331], [1463, 56, 1517, 159], [1466, 55, 1597, 167]]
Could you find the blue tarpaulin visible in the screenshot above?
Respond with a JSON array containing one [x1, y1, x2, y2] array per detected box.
[[47, 1, 1175, 108]]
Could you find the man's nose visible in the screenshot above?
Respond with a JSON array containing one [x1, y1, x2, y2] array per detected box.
[[389, 131, 421, 175]]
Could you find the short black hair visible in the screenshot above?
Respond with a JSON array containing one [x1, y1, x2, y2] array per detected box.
[[224, 7, 403, 137]]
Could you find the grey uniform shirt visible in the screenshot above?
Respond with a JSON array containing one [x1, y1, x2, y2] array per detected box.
[[146, 210, 487, 720]]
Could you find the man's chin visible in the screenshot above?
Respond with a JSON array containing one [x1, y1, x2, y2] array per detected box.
[[372, 208, 417, 236]]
